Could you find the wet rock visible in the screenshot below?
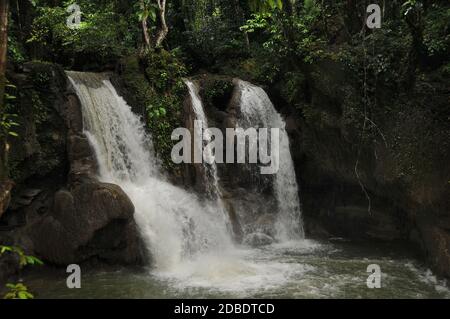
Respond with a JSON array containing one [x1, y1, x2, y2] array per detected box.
[[0, 180, 14, 219], [423, 227, 450, 278], [67, 134, 97, 185], [66, 94, 84, 135], [244, 232, 274, 247], [68, 135, 92, 162], [222, 199, 243, 243], [281, 58, 450, 278], [26, 182, 142, 265], [9, 188, 42, 210], [415, 215, 450, 278]]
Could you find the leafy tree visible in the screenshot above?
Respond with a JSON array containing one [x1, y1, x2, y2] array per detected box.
[[28, 0, 138, 66]]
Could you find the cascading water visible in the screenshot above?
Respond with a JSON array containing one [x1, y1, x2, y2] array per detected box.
[[66, 71, 312, 293], [28, 71, 448, 298], [67, 72, 234, 271], [185, 80, 222, 200], [184, 80, 238, 239], [236, 80, 305, 241]]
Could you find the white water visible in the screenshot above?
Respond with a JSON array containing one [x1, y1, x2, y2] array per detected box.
[[237, 80, 305, 240], [185, 80, 222, 199], [67, 71, 310, 292], [67, 72, 233, 271]]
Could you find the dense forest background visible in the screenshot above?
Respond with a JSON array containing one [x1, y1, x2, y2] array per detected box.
[[1, 0, 448, 177], [0, 0, 449, 295]]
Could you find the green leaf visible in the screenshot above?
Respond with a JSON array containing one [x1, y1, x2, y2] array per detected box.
[[18, 291, 29, 299], [149, 9, 157, 22], [1, 246, 12, 254], [6, 283, 16, 289]]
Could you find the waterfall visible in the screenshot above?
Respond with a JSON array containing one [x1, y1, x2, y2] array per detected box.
[[67, 71, 234, 271], [236, 80, 305, 240], [184, 80, 240, 239], [185, 80, 222, 200], [66, 71, 307, 291]]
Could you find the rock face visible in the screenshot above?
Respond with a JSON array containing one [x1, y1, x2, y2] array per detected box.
[[244, 232, 274, 247], [26, 183, 139, 265], [0, 63, 144, 283], [0, 180, 14, 219], [280, 59, 450, 278]]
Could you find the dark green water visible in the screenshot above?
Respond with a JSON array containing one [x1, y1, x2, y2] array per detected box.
[[22, 239, 449, 299]]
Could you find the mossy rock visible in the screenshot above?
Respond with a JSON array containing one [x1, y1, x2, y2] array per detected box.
[[192, 74, 234, 112], [117, 52, 188, 175]]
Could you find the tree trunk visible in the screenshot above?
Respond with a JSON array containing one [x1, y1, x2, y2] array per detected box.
[[155, 0, 168, 48], [233, 0, 250, 51], [405, 4, 426, 87], [0, 0, 9, 183], [142, 18, 151, 50], [0, 0, 8, 108], [139, 0, 151, 52]]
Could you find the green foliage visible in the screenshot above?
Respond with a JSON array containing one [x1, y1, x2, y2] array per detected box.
[[402, 0, 422, 17], [240, 13, 271, 34], [1, 81, 20, 138], [201, 79, 234, 110], [242, 3, 326, 65], [248, 0, 283, 14], [143, 50, 188, 171], [120, 51, 188, 173], [3, 283, 34, 300], [0, 245, 43, 300], [28, 1, 139, 66], [1, 113, 20, 138], [7, 35, 26, 64], [0, 245, 44, 268], [423, 5, 450, 58], [30, 90, 49, 126], [183, 3, 248, 68], [144, 50, 187, 92], [136, 0, 159, 23]]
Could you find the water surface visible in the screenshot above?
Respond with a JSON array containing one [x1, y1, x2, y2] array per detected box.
[[25, 240, 450, 299]]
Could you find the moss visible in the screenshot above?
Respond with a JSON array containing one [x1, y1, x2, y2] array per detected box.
[[119, 51, 188, 175], [197, 76, 234, 112], [28, 62, 55, 90], [7, 62, 67, 185]]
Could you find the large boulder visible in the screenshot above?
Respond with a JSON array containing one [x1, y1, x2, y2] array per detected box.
[[25, 182, 142, 265]]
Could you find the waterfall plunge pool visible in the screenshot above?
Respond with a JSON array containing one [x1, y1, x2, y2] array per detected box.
[[23, 239, 450, 299], [53, 73, 449, 299]]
